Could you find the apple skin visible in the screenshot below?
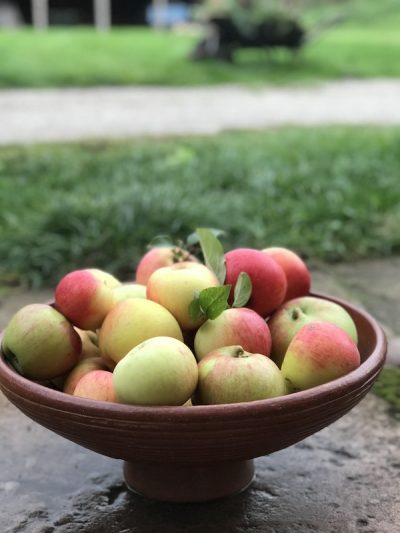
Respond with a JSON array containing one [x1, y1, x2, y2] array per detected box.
[[224, 248, 287, 318], [197, 345, 287, 405], [113, 283, 147, 302], [194, 307, 272, 361], [63, 357, 109, 395], [112, 336, 198, 406], [281, 321, 361, 390], [268, 295, 358, 368], [54, 269, 115, 330], [147, 262, 219, 330], [87, 268, 121, 289], [98, 298, 183, 364], [135, 246, 198, 285], [262, 247, 311, 302], [1, 303, 81, 380], [74, 328, 101, 360], [73, 369, 117, 402]]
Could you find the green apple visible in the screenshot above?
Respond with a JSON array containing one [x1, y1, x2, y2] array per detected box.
[[2, 303, 81, 380], [197, 345, 287, 405], [281, 321, 361, 390], [113, 336, 198, 406], [98, 298, 183, 363], [113, 283, 147, 302], [74, 328, 101, 360], [268, 295, 358, 368], [147, 262, 219, 330]]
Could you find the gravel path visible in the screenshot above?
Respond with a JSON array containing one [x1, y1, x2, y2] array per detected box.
[[1, 79, 400, 145]]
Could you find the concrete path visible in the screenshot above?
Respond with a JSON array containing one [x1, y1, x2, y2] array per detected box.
[[1, 79, 400, 145], [1, 258, 399, 532]]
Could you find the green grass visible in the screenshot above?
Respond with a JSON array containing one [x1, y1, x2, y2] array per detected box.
[[0, 6, 400, 88], [1, 126, 400, 288]]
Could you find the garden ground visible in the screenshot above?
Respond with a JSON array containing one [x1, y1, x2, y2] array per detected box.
[[1, 79, 400, 145]]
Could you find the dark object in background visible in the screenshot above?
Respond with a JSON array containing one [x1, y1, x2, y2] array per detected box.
[[191, 15, 306, 62]]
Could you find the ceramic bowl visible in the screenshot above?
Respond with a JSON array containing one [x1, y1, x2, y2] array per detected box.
[[0, 293, 386, 502]]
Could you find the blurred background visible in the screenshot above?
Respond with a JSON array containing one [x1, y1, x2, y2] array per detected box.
[[0, 0, 399, 289]]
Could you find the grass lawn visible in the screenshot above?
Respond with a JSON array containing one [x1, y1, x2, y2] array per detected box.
[[1, 125, 399, 414], [1, 126, 400, 288], [0, 4, 399, 87]]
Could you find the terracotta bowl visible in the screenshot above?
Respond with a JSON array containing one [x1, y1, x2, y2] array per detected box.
[[0, 293, 386, 503]]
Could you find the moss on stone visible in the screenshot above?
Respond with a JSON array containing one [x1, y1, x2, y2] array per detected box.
[[373, 367, 400, 420]]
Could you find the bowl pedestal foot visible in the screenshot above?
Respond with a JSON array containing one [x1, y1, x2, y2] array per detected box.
[[123, 459, 255, 503]]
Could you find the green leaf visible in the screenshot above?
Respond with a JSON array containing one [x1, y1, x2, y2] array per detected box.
[[188, 296, 205, 322], [195, 227, 226, 284], [186, 228, 226, 247], [232, 272, 252, 308], [198, 285, 231, 320]]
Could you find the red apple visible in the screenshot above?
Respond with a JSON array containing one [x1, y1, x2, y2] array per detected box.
[[135, 246, 198, 285], [87, 268, 121, 288], [262, 247, 310, 301], [73, 369, 117, 402], [194, 307, 272, 361], [268, 295, 358, 368], [54, 269, 115, 330], [197, 345, 287, 405], [224, 248, 287, 317], [281, 321, 361, 390], [63, 357, 109, 395]]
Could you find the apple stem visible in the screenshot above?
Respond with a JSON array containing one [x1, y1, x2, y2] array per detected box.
[[291, 308, 300, 320], [234, 347, 245, 358]]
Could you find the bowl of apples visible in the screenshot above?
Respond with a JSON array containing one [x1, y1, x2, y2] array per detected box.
[[0, 230, 386, 502]]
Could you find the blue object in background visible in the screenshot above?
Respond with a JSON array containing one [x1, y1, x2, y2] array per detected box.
[[146, 2, 191, 26]]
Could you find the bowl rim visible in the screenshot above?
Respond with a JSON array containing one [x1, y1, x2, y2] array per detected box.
[[0, 292, 387, 422]]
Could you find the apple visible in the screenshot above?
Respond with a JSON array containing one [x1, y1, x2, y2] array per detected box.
[[73, 369, 117, 402], [113, 283, 147, 302], [262, 247, 311, 301], [194, 307, 272, 361], [281, 321, 361, 390], [54, 269, 115, 330], [224, 248, 287, 318], [113, 336, 198, 406], [1, 304, 81, 380], [98, 298, 183, 364], [182, 399, 193, 407], [87, 268, 121, 288], [135, 245, 198, 285], [63, 357, 109, 395], [146, 262, 219, 330], [268, 295, 358, 368], [74, 328, 101, 360], [197, 345, 287, 405]]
